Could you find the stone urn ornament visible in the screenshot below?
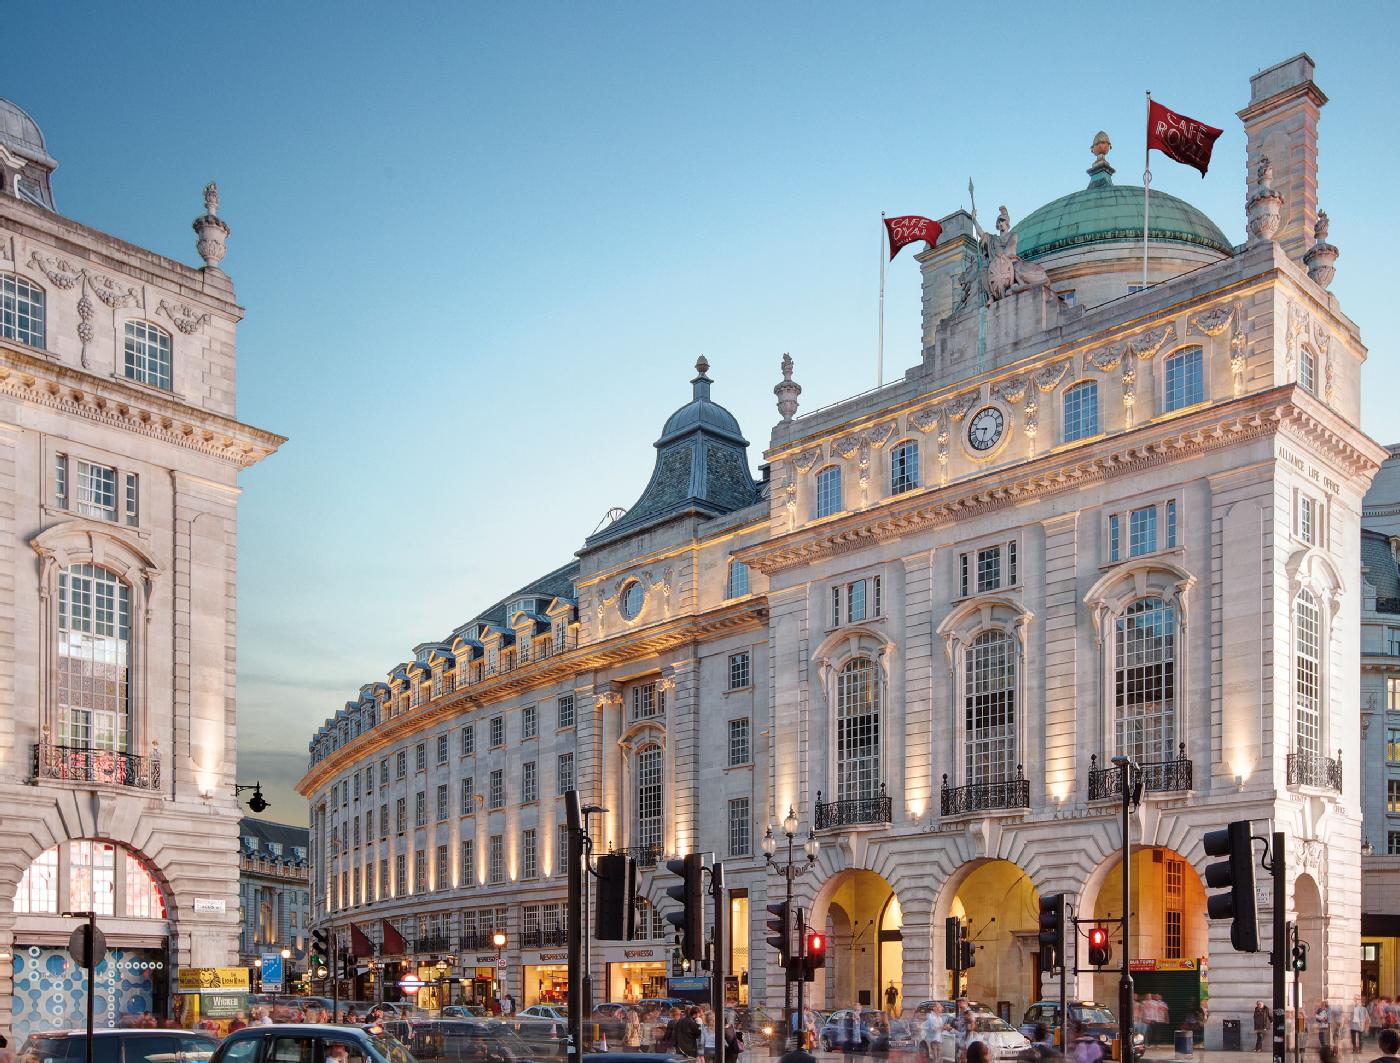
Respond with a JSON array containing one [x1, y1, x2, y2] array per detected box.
[[774, 352, 802, 421], [192, 181, 230, 270], [1303, 210, 1339, 289], [1246, 156, 1284, 244]]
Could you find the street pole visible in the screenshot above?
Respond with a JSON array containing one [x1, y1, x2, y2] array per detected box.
[[1058, 909, 1069, 1051], [1291, 922, 1302, 1063], [795, 906, 807, 1041], [85, 912, 95, 1063], [711, 861, 727, 1063], [566, 790, 584, 1063], [1112, 756, 1135, 1063], [1272, 832, 1286, 1063], [330, 921, 338, 1022]]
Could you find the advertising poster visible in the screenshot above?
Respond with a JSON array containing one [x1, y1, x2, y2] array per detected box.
[[11, 945, 165, 1041]]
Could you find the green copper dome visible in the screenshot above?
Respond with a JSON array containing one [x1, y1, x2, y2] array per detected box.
[[1013, 158, 1234, 261]]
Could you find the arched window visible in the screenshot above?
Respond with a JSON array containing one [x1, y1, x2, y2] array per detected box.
[[889, 440, 919, 495], [727, 559, 750, 599], [1062, 380, 1099, 442], [58, 564, 131, 752], [815, 465, 843, 519], [1163, 347, 1204, 412], [836, 657, 881, 801], [1294, 589, 1322, 758], [123, 320, 173, 390], [13, 839, 166, 918], [1114, 597, 1176, 762], [1, 272, 45, 348], [635, 743, 663, 852], [965, 631, 1015, 783], [1298, 346, 1317, 395]]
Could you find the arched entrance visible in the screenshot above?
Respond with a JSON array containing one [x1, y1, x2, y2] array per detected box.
[[945, 860, 1040, 1017], [813, 870, 902, 1012], [1088, 846, 1209, 1037], [1295, 874, 1325, 1007]]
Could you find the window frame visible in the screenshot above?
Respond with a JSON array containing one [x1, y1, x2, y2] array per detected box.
[[814, 465, 843, 519], [122, 320, 173, 391], [0, 271, 46, 348], [1061, 379, 1100, 443], [1162, 346, 1206, 413], [889, 439, 920, 495]]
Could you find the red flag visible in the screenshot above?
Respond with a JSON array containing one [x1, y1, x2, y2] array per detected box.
[[381, 919, 407, 955], [884, 215, 942, 260], [1147, 99, 1223, 177], [350, 923, 375, 958]]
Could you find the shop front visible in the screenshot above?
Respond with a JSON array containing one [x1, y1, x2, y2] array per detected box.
[[414, 961, 457, 1011], [466, 951, 509, 1008], [11, 943, 169, 1040], [604, 944, 671, 1004], [521, 950, 569, 1008]]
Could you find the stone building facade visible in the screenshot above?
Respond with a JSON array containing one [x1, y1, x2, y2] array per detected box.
[[238, 819, 311, 971], [301, 55, 1379, 1036], [0, 100, 282, 1038]]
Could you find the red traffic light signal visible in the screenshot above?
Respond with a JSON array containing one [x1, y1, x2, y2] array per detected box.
[[807, 932, 825, 961], [1087, 926, 1112, 967]]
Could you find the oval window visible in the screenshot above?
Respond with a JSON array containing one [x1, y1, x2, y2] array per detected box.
[[619, 580, 646, 620]]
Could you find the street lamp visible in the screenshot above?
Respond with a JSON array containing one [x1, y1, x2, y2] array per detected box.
[[763, 806, 819, 1043], [281, 947, 291, 960], [492, 930, 507, 956]]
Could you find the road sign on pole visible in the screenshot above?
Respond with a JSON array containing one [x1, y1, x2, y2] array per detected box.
[[260, 952, 284, 991]]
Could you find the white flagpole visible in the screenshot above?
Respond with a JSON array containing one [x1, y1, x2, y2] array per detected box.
[[1143, 90, 1152, 290], [878, 213, 886, 387]]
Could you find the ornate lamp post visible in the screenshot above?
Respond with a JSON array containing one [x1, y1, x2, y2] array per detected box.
[[762, 806, 819, 1044]]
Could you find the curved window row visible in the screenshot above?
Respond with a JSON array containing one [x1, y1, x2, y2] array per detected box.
[[13, 838, 166, 919]]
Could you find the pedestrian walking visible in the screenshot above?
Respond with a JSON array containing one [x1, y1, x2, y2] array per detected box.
[[922, 1003, 947, 1063], [676, 1006, 702, 1059], [1255, 1002, 1271, 1052], [1319, 1003, 1335, 1050], [1354, 999, 1372, 1054], [626, 1008, 643, 1052], [1370, 1028, 1400, 1063]]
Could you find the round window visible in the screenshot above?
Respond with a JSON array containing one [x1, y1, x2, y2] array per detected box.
[[619, 580, 646, 621]]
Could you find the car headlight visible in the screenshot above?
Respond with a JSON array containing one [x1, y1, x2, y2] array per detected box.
[[1133, 1034, 1145, 1046]]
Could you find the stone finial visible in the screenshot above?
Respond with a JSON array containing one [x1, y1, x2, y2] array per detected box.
[[1245, 155, 1284, 245], [774, 352, 802, 422], [1091, 130, 1111, 162], [192, 181, 230, 271], [1303, 208, 1339, 289], [1087, 130, 1116, 187], [695, 355, 710, 377], [691, 355, 712, 401]]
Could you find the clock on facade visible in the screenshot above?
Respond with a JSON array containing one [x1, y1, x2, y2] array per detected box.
[[967, 406, 1005, 452]]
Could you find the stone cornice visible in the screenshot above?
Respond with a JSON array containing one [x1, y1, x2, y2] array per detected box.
[[296, 597, 768, 796], [0, 342, 284, 468], [739, 385, 1386, 576]]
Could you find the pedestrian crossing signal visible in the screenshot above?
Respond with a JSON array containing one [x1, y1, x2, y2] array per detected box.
[[1088, 926, 1112, 967], [806, 932, 826, 971]]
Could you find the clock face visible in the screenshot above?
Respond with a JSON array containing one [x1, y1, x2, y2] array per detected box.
[[967, 406, 1005, 452]]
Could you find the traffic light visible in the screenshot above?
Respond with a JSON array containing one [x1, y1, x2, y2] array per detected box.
[[311, 927, 329, 965], [960, 938, 975, 971], [314, 961, 329, 980], [1037, 893, 1066, 972], [1087, 926, 1112, 967], [342, 949, 356, 980], [944, 917, 962, 972], [805, 931, 826, 972], [1203, 819, 1260, 952], [664, 853, 706, 961], [595, 852, 637, 941], [766, 900, 791, 969], [1291, 940, 1308, 972]]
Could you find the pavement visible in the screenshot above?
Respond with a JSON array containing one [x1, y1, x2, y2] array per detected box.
[[794, 1047, 1365, 1063]]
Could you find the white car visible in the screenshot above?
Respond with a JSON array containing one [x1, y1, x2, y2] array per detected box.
[[942, 1012, 1032, 1061], [518, 1004, 568, 1021]]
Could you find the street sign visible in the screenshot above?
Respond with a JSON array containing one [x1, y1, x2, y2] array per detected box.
[[261, 952, 284, 991], [193, 898, 227, 914], [67, 924, 107, 968], [398, 975, 425, 994]]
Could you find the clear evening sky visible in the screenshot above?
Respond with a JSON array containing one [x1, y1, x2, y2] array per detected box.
[[10, 2, 1397, 824]]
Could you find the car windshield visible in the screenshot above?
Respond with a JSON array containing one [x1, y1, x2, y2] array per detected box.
[[1072, 1007, 1117, 1026], [369, 1032, 417, 1063], [971, 1015, 1015, 1034]]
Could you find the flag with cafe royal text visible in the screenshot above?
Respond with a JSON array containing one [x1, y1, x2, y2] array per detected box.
[[884, 215, 942, 260], [1147, 98, 1223, 176]]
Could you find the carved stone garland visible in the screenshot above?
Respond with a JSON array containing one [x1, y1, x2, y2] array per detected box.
[[28, 251, 140, 368]]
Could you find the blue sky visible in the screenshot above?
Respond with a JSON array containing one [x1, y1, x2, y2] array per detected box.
[[11, 2, 1397, 823]]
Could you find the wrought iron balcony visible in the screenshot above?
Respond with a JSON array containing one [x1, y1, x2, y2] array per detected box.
[[521, 927, 568, 948], [458, 931, 496, 951], [32, 741, 161, 792], [1088, 745, 1193, 800], [1287, 750, 1342, 792], [413, 933, 454, 954], [940, 767, 1030, 816], [617, 843, 662, 869], [814, 784, 893, 829]]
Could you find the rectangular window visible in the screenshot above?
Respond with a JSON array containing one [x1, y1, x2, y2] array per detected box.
[[395, 751, 407, 779], [1109, 513, 1121, 562], [395, 854, 407, 896], [76, 460, 118, 521], [489, 835, 504, 884], [557, 752, 575, 793], [727, 560, 750, 598], [1390, 779, 1400, 815], [489, 769, 504, 809], [1129, 505, 1158, 556], [414, 849, 426, 892], [366, 766, 374, 793], [1164, 347, 1205, 411], [378, 859, 388, 898], [1298, 494, 1322, 547], [461, 839, 474, 886], [395, 797, 406, 834], [831, 586, 841, 628], [815, 466, 842, 518], [414, 791, 427, 827], [728, 797, 751, 856], [436, 783, 449, 821], [848, 578, 867, 622], [461, 776, 475, 815], [364, 808, 373, 838], [728, 652, 751, 690], [889, 440, 919, 495], [1389, 832, 1400, 856], [55, 453, 68, 509], [558, 694, 575, 729], [728, 717, 751, 767], [124, 473, 139, 527], [522, 828, 538, 880], [436, 734, 448, 763], [1389, 730, 1400, 764], [1388, 628, 1400, 657], [1166, 499, 1177, 549], [558, 823, 570, 875], [461, 724, 475, 756], [436, 844, 449, 890], [1164, 909, 1183, 960], [379, 803, 388, 839], [632, 683, 664, 720], [522, 761, 538, 802], [977, 546, 1001, 593], [522, 705, 538, 739], [490, 716, 504, 747], [415, 742, 426, 772], [381, 759, 390, 786], [1007, 540, 1018, 586], [1390, 677, 1400, 708], [959, 553, 969, 598]]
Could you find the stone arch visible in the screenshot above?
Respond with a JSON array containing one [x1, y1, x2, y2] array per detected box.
[[1294, 872, 1324, 1008], [932, 855, 1042, 1014]]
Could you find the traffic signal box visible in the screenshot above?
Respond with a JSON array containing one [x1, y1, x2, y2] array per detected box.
[[765, 900, 791, 968], [1087, 926, 1113, 967], [1037, 893, 1066, 972], [1203, 819, 1260, 952], [665, 853, 706, 961]]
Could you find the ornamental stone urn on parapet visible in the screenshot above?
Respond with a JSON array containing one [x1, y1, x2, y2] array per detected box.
[[1245, 156, 1284, 244], [774, 353, 801, 421], [192, 182, 230, 270], [1303, 210, 1339, 289]]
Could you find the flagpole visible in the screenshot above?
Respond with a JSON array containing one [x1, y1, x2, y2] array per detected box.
[[878, 213, 886, 387], [1143, 90, 1152, 290]]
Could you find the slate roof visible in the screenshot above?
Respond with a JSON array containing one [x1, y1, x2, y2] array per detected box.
[[1363, 529, 1400, 612], [239, 817, 310, 862]]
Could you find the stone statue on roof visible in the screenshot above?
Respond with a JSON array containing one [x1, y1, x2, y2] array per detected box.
[[973, 205, 1049, 301]]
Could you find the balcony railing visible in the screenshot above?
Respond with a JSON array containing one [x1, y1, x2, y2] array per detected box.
[[1287, 750, 1343, 792], [814, 784, 893, 829], [1088, 745, 1193, 800], [940, 767, 1030, 816], [458, 931, 497, 951], [413, 933, 454, 954], [521, 927, 568, 948], [32, 741, 161, 792], [617, 843, 662, 869]]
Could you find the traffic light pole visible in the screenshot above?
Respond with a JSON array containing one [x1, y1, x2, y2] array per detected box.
[[566, 791, 584, 1063], [1291, 922, 1302, 1063], [795, 907, 806, 1039], [1112, 756, 1135, 1063], [1271, 832, 1286, 1063], [711, 861, 727, 1063], [1059, 920, 1068, 1053]]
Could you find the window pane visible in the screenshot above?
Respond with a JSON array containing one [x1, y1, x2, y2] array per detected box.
[[123, 321, 173, 390], [836, 658, 880, 801], [0, 272, 46, 348], [1115, 598, 1176, 762], [58, 565, 131, 753], [635, 745, 663, 850], [1164, 348, 1204, 412], [890, 441, 919, 495], [965, 632, 1016, 783], [815, 466, 842, 518], [1062, 381, 1099, 442], [1129, 506, 1157, 556]]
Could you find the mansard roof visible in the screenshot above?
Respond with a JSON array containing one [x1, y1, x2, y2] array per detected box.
[[1362, 529, 1400, 608]]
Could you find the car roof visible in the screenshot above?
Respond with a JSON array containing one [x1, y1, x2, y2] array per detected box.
[[26, 1031, 212, 1039]]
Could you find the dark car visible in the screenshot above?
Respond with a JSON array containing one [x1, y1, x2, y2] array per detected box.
[[211, 1024, 414, 1063], [17, 1029, 219, 1063], [396, 1019, 539, 1063], [584, 1056, 686, 1063], [1019, 1001, 1145, 1060]]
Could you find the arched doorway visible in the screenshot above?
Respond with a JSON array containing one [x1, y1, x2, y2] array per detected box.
[[1088, 846, 1209, 1038], [945, 860, 1040, 1017], [1295, 874, 1325, 1006], [814, 870, 902, 1012]]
